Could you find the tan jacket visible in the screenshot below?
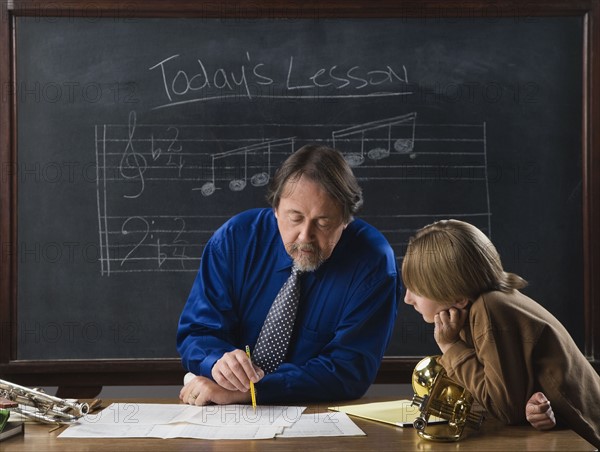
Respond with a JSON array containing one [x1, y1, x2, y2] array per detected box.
[[439, 290, 600, 448]]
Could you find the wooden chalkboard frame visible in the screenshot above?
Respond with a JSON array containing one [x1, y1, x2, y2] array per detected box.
[[1, 0, 599, 395]]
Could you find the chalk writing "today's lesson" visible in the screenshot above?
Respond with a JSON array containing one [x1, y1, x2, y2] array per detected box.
[[149, 52, 411, 109]]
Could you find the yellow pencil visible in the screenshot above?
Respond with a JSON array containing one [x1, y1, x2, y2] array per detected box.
[[245, 345, 257, 411]]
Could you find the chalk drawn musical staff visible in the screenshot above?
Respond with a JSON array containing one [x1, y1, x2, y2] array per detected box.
[[198, 137, 295, 196], [332, 112, 417, 166], [96, 112, 490, 275]]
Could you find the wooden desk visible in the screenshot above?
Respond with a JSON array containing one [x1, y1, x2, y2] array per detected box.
[[1, 399, 596, 452]]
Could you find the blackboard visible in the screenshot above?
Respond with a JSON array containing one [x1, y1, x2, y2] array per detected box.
[[3, 3, 597, 387]]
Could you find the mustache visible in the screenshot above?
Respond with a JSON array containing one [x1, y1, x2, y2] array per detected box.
[[289, 243, 318, 253]]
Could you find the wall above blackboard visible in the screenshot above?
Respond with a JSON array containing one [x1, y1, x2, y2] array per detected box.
[[1, 1, 599, 391]]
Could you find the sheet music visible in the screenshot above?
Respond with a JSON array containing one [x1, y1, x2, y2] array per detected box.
[[57, 403, 364, 439], [96, 111, 491, 276], [277, 412, 365, 438]]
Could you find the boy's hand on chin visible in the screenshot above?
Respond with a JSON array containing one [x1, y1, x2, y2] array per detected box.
[[434, 307, 468, 353]]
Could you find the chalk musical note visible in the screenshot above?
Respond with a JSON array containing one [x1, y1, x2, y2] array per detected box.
[[332, 112, 417, 166], [198, 137, 295, 196], [119, 111, 148, 198]]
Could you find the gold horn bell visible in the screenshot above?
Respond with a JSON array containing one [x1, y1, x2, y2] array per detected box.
[[411, 355, 484, 441]]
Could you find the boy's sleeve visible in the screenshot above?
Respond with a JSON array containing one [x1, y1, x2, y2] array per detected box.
[[438, 305, 535, 424]]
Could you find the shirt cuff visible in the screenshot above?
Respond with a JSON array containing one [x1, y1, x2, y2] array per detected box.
[[198, 352, 222, 378]]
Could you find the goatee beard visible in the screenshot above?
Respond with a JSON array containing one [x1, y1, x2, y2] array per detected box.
[[288, 243, 324, 272]]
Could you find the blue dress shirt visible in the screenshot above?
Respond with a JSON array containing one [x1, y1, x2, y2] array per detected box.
[[177, 208, 400, 403]]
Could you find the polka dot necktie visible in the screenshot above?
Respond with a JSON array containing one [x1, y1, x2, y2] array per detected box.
[[253, 266, 302, 374]]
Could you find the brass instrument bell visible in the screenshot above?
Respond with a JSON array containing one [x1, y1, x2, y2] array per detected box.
[[411, 355, 484, 441]]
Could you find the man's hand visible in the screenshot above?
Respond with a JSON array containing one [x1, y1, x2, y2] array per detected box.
[[434, 307, 468, 353], [526, 392, 556, 430], [211, 349, 264, 391], [179, 375, 252, 406]]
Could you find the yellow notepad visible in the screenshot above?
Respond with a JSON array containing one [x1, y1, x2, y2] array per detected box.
[[329, 399, 446, 427]]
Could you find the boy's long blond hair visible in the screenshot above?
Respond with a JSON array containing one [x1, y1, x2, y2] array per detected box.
[[402, 219, 527, 303]]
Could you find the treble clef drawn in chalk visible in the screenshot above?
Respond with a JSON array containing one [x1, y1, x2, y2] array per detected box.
[[332, 112, 417, 166], [119, 111, 148, 199], [197, 137, 295, 197]]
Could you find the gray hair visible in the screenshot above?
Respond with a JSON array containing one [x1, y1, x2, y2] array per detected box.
[[266, 144, 363, 223]]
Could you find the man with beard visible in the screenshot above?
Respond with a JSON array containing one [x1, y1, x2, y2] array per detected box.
[[177, 144, 400, 405]]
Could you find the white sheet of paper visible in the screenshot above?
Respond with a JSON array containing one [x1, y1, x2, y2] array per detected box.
[[58, 421, 284, 440], [58, 422, 157, 439], [150, 423, 283, 440], [58, 403, 306, 440], [277, 412, 365, 438], [71, 403, 189, 425], [168, 404, 305, 427], [69, 403, 304, 426]]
